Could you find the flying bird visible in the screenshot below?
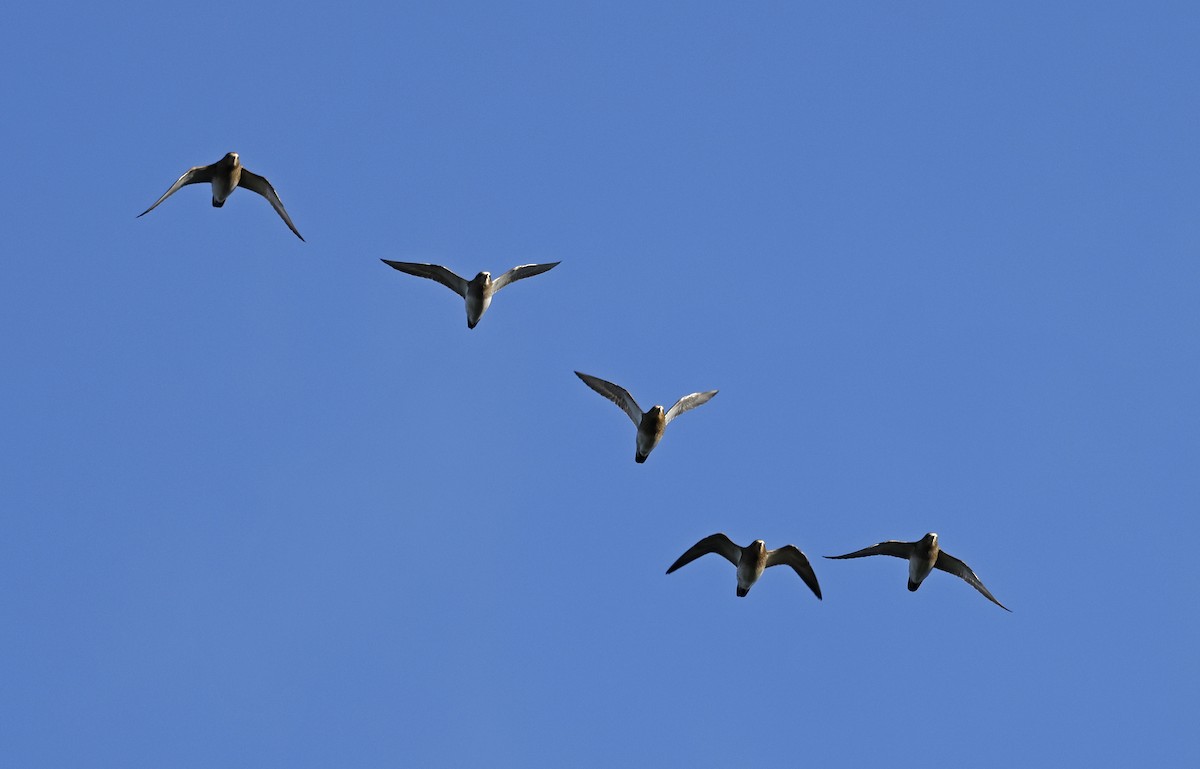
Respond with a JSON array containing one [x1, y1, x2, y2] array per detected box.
[[138, 152, 304, 241], [825, 532, 1010, 611], [574, 372, 716, 463], [666, 533, 822, 599], [381, 260, 560, 329]]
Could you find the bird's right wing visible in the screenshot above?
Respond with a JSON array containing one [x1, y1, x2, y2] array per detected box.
[[824, 541, 914, 560], [666, 533, 741, 574], [574, 372, 642, 426], [137, 163, 217, 217], [381, 261, 468, 297]]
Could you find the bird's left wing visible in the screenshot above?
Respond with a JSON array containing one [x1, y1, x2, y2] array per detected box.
[[933, 551, 1011, 611], [237, 169, 305, 241], [765, 545, 823, 600], [664, 390, 718, 424], [491, 262, 560, 292]]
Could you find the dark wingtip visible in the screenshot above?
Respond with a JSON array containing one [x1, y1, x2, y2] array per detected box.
[[908, 580, 920, 592], [635, 454, 647, 463], [736, 587, 749, 597]]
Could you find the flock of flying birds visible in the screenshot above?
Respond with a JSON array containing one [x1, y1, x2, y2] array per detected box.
[[138, 152, 1011, 612]]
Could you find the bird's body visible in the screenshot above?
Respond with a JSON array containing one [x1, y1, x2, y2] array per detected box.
[[667, 533, 822, 599], [906, 533, 939, 590], [636, 407, 668, 462], [138, 152, 304, 240], [209, 163, 238, 206], [574, 372, 716, 463]]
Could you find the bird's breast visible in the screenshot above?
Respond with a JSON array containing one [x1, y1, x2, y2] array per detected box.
[[213, 171, 237, 204]]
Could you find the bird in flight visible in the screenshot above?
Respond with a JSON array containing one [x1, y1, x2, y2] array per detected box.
[[666, 533, 822, 599], [825, 532, 1009, 611], [381, 260, 560, 329], [138, 152, 304, 241], [574, 372, 716, 463]]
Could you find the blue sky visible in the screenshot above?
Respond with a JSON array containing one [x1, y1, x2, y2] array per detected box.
[[2, 2, 1198, 766]]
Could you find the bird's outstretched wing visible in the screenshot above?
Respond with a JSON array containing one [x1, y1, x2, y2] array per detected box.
[[575, 371, 642, 426], [765, 545, 823, 600], [666, 533, 741, 573], [381, 261, 469, 297], [664, 390, 718, 423], [824, 541, 914, 560], [491, 262, 560, 292], [237, 169, 304, 241], [933, 551, 1011, 611], [138, 163, 218, 217]]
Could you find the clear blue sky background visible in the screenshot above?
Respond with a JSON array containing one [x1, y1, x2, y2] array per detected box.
[[2, 2, 1197, 766]]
